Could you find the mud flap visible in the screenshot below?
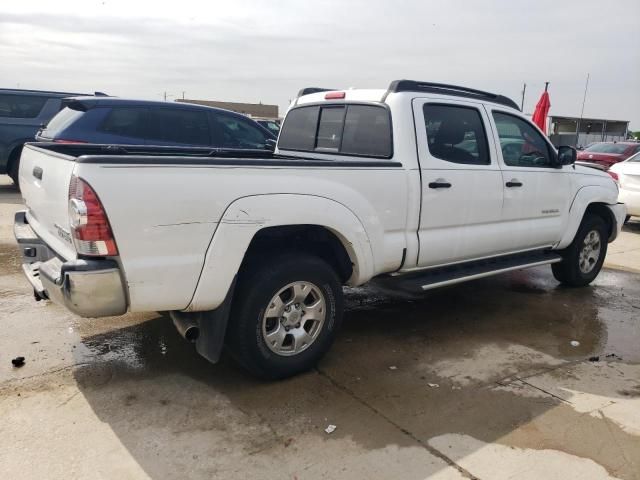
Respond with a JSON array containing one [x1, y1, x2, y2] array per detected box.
[[171, 277, 236, 364]]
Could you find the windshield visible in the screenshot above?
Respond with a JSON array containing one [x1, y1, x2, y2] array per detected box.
[[261, 121, 280, 134], [627, 152, 640, 163], [584, 143, 628, 154]]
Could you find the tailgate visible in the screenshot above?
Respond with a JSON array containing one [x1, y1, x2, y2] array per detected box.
[[19, 144, 77, 260]]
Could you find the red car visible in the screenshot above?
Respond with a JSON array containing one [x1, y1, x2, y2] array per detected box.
[[577, 142, 640, 169]]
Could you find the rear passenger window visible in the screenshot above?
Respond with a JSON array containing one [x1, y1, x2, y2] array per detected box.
[[100, 108, 147, 138], [423, 104, 490, 165], [145, 108, 210, 145], [0, 94, 48, 118], [278, 104, 392, 158]]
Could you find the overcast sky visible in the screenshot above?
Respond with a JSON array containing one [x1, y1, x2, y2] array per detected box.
[[2, 0, 639, 128]]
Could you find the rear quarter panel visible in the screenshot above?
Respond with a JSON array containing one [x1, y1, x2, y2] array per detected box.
[[75, 160, 410, 312]]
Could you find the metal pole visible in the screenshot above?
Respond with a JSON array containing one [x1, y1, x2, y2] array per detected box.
[[521, 83, 526, 111], [576, 73, 590, 147]]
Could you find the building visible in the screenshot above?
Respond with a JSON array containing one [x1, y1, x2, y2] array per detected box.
[[176, 99, 278, 119], [548, 115, 629, 148]]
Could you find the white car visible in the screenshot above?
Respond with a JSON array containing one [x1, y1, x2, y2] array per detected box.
[[14, 80, 626, 379], [609, 151, 640, 221]]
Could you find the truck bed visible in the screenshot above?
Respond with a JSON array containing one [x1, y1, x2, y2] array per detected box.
[[28, 142, 400, 167], [18, 142, 408, 313]]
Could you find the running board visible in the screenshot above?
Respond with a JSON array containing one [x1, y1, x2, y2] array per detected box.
[[387, 250, 562, 293]]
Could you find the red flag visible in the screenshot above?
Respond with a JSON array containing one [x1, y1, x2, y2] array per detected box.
[[532, 84, 551, 134]]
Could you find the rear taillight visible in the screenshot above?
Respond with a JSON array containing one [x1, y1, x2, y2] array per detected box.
[[68, 175, 118, 256], [607, 171, 619, 182], [325, 91, 346, 99], [55, 139, 88, 144]]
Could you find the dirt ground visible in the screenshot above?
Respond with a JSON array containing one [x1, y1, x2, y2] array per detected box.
[[1, 175, 639, 480]]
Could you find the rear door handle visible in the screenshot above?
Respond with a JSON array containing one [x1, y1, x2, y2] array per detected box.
[[428, 181, 452, 189], [505, 180, 522, 188], [33, 166, 43, 180]]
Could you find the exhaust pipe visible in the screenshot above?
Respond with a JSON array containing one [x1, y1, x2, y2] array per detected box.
[[171, 312, 200, 343]]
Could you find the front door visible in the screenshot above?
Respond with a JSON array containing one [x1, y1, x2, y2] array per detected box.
[[488, 109, 572, 251], [414, 98, 506, 267]]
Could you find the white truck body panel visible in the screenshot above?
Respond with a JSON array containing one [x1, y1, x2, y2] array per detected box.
[[16, 85, 625, 316], [610, 157, 640, 216], [73, 159, 408, 311]]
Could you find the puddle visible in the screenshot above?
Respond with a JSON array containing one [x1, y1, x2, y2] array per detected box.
[[340, 267, 640, 363], [0, 242, 21, 275]]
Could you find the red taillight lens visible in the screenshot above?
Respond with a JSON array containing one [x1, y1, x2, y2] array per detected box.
[[55, 139, 88, 144], [607, 171, 619, 182], [325, 91, 346, 99], [68, 175, 118, 256]]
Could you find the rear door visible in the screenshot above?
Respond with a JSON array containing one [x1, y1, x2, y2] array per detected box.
[[489, 108, 572, 251], [413, 98, 506, 267]]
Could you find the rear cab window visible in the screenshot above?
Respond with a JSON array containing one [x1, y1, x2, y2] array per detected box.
[[278, 104, 392, 158]]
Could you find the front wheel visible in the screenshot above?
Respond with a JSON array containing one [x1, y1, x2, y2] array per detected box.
[[552, 214, 608, 287], [226, 253, 343, 379]]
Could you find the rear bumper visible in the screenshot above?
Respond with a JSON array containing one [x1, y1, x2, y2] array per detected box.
[[14, 211, 127, 317]]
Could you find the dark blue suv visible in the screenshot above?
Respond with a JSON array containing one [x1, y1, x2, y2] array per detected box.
[[0, 88, 93, 184], [37, 97, 276, 152]]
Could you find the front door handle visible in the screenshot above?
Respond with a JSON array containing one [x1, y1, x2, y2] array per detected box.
[[506, 180, 523, 188], [428, 181, 452, 189]]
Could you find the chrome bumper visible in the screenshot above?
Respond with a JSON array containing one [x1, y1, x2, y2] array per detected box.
[[14, 211, 127, 318]]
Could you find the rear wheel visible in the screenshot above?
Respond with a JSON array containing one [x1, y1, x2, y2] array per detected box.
[[552, 214, 608, 287], [226, 253, 343, 379], [8, 147, 22, 187]]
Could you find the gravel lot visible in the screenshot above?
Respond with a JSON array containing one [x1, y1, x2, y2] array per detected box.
[[1, 176, 639, 479]]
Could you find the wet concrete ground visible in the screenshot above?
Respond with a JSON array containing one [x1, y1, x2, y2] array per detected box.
[[1, 176, 639, 479]]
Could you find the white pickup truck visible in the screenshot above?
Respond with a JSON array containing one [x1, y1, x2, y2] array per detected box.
[[15, 80, 626, 379]]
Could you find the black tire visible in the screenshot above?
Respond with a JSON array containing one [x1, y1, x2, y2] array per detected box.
[[624, 215, 631, 225], [8, 147, 22, 187], [226, 253, 343, 379], [552, 214, 608, 287]]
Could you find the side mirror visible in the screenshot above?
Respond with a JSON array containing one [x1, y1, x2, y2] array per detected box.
[[264, 138, 276, 151], [558, 145, 576, 166]]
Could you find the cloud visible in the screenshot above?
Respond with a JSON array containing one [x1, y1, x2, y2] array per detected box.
[[1, 0, 639, 126]]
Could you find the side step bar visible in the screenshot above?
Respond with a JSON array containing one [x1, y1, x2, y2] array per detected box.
[[387, 250, 562, 293]]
